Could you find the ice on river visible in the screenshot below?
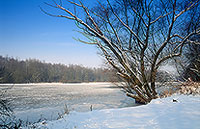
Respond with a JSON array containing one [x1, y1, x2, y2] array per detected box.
[[0, 82, 136, 122]]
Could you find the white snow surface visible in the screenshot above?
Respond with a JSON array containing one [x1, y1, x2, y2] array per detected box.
[[26, 95, 200, 129]]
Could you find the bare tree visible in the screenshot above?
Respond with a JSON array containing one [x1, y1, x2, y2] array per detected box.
[[174, 3, 200, 82], [42, 0, 200, 103], [183, 43, 200, 81]]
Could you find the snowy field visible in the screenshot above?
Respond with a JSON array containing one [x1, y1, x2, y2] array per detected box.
[[26, 95, 200, 129]]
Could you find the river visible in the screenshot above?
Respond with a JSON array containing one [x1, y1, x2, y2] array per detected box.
[[0, 82, 137, 123]]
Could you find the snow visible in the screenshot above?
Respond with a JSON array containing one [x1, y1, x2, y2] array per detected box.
[[24, 95, 200, 129], [0, 82, 112, 86]]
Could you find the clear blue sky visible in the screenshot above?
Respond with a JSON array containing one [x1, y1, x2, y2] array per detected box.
[[0, 0, 102, 68]]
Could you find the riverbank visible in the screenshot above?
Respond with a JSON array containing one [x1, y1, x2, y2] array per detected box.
[[25, 94, 200, 129]]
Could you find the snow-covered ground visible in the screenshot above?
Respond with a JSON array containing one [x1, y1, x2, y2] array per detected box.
[[24, 95, 200, 129]]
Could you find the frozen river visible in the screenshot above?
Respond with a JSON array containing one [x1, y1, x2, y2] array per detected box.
[[0, 82, 137, 122]]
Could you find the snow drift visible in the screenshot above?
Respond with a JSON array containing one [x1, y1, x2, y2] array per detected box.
[[24, 95, 200, 129]]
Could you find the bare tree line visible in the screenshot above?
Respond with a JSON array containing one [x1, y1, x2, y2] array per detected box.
[[0, 56, 116, 83]]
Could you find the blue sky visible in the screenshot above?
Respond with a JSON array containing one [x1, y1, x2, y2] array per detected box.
[[0, 0, 102, 68]]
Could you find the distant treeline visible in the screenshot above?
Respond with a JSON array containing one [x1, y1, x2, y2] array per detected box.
[[0, 56, 117, 83]]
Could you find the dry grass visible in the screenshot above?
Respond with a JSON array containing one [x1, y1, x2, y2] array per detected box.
[[160, 81, 200, 98]]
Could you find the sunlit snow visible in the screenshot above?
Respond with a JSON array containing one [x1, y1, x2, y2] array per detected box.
[[25, 95, 200, 129]]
